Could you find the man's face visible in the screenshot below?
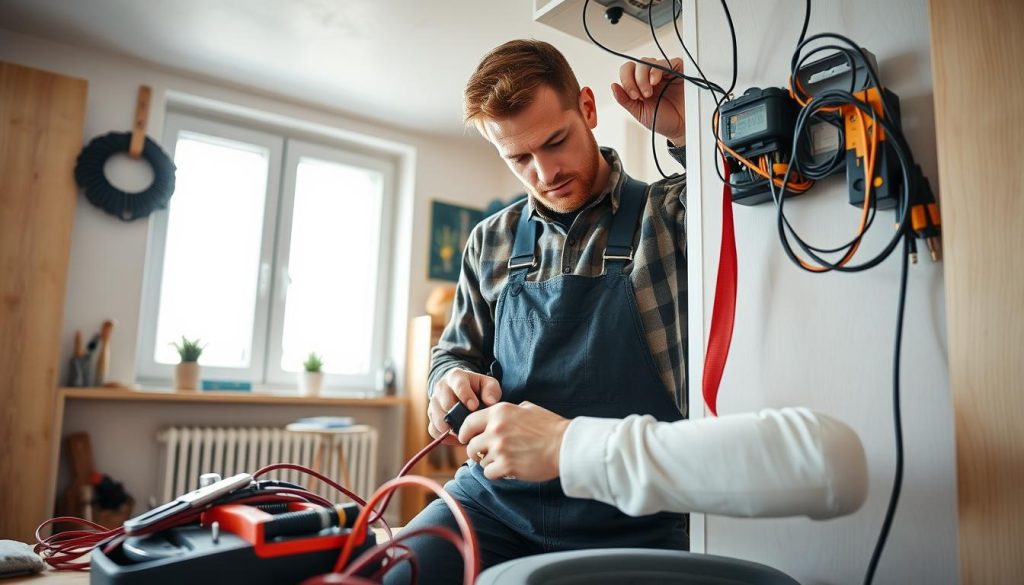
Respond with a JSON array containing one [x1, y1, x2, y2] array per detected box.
[[482, 85, 603, 214]]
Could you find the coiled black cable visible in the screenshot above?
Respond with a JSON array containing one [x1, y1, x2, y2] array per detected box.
[[775, 34, 916, 273]]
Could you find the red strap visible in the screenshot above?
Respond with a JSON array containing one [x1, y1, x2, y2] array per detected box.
[[702, 154, 738, 417]]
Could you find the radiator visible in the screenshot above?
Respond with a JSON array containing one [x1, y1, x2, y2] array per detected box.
[[156, 426, 379, 503]]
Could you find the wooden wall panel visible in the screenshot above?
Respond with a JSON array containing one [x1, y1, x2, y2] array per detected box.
[[0, 62, 87, 541], [928, 1, 1024, 582]]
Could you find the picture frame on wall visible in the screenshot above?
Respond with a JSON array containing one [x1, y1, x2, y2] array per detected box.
[[428, 200, 483, 282]]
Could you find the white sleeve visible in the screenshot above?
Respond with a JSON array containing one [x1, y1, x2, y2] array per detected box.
[[558, 408, 867, 519]]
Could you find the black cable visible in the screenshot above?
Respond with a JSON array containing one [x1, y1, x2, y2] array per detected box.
[[650, 79, 677, 179], [671, 0, 734, 184], [798, 0, 811, 47], [775, 92, 912, 273], [768, 160, 878, 257], [650, 1, 684, 85], [717, 0, 740, 187], [581, 0, 736, 182], [778, 91, 876, 258], [672, 0, 722, 97], [649, 0, 681, 179], [719, 0, 738, 96], [862, 234, 910, 585], [580, 0, 720, 92], [774, 32, 916, 272]]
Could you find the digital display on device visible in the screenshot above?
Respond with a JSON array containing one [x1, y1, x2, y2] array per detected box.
[[728, 105, 769, 141]]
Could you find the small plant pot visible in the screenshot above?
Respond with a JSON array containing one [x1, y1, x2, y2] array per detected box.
[[299, 371, 324, 396], [175, 361, 200, 391]]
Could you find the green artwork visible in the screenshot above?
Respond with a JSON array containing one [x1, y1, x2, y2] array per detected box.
[[429, 200, 483, 282]]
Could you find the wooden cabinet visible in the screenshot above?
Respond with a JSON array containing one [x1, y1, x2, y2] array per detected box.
[[400, 315, 464, 523], [929, 0, 1024, 581], [0, 62, 88, 541]]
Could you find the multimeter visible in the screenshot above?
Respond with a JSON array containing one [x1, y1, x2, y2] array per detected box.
[[93, 500, 375, 584]]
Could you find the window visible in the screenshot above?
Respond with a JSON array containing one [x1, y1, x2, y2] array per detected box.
[[137, 111, 395, 390]]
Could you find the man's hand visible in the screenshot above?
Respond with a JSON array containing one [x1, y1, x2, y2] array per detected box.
[[458, 401, 570, 482], [427, 368, 502, 445], [612, 57, 686, 147]]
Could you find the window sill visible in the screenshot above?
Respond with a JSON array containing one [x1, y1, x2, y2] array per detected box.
[[59, 387, 405, 407]]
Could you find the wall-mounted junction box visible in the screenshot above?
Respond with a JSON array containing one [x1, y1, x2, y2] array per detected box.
[[534, 0, 677, 50]]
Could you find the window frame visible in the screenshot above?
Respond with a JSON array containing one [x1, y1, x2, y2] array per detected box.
[[137, 110, 396, 392], [137, 112, 284, 384], [262, 138, 396, 388]]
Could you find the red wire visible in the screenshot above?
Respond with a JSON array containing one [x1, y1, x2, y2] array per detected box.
[[368, 432, 452, 524], [35, 494, 309, 569], [34, 517, 124, 570], [344, 526, 463, 580], [254, 463, 369, 507], [35, 431, 467, 583], [332, 475, 480, 584], [369, 544, 418, 583]]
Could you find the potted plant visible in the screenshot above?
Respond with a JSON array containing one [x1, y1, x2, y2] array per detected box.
[[300, 352, 324, 396], [172, 336, 204, 391]]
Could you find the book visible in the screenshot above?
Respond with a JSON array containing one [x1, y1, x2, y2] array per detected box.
[[201, 380, 252, 391], [286, 416, 355, 431]]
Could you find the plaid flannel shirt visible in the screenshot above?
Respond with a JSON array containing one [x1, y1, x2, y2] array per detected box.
[[429, 146, 688, 415]]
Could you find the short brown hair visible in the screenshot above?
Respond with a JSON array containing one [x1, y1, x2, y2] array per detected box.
[[463, 39, 582, 127]]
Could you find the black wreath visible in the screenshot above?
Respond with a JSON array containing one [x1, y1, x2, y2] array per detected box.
[[74, 131, 177, 221]]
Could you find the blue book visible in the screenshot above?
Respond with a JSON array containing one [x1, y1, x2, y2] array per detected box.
[[287, 416, 354, 431], [201, 380, 252, 391]]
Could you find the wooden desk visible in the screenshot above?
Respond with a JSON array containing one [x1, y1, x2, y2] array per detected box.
[[4, 570, 86, 584]]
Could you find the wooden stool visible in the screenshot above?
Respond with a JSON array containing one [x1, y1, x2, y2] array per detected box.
[[283, 424, 374, 498]]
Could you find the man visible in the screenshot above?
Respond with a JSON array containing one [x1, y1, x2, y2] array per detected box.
[[385, 40, 691, 584]]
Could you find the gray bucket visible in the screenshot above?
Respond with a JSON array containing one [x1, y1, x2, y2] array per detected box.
[[475, 548, 800, 585]]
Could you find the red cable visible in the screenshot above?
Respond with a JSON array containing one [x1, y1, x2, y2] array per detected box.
[[254, 463, 368, 507], [342, 526, 464, 580], [252, 463, 394, 540], [332, 476, 480, 584], [35, 432, 465, 582], [702, 152, 739, 416], [368, 432, 452, 524], [369, 544, 418, 583]]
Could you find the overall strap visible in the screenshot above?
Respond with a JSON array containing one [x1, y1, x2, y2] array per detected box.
[[508, 204, 537, 280], [604, 176, 649, 271]]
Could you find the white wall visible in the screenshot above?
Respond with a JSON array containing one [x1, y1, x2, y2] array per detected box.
[[684, 1, 956, 584], [0, 25, 655, 516], [0, 28, 528, 509], [0, 28, 525, 391]]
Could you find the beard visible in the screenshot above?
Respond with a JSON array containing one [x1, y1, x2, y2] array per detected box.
[[530, 133, 603, 214]]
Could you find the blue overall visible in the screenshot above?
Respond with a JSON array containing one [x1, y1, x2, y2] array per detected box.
[[384, 177, 686, 585]]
